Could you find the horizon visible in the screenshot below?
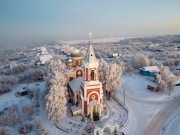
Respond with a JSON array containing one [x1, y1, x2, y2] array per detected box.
[[0, 0, 180, 44]]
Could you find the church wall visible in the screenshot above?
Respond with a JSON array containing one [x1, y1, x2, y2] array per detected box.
[[76, 70, 82, 78], [86, 68, 89, 81], [84, 101, 87, 114], [89, 93, 98, 101], [86, 88, 100, 96]]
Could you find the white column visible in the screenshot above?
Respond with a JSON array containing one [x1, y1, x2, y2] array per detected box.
[[99, 107, 102, 117], [74, 93, 76, 104], [90, 107, 93, 119], [81, 96, 84, 115]]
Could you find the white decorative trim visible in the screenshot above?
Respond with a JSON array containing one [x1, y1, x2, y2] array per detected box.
[[87, 91, 100, 105]]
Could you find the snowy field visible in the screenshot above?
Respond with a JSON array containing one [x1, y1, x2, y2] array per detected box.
[[119, 74, 180, 101], [0, 81, 69, 135]]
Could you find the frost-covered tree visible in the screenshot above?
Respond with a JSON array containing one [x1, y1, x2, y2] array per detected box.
[[160, 65, 171, 82], [98, 59, 108, 89], [135, 54, 150, 68], [45, 57, 67, 91], [45, 85, 67, 123], [157, 65, 176, 94], [105, 63, 123, 98], [35, 117, 49, 135], [45, 57, 67, 123], [99, 59, 123, 99]]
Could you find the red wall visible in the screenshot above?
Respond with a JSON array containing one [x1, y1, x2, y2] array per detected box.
[[86, 68, 88, 81], [86, 88, 100, 95], [84, 101, 87, 114], [89, 93, 98, 102], [76, 70, 82, 78]]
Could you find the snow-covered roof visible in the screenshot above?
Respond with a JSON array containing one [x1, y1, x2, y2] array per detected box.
[[68, 59, 72, 63], [112, 53, 118, 56], [40, 47, 48, 53], [173, 77, 180, 85], [88, 100, 96, 107], [140, 66, 160, 72], [71, 106, 81, 113], [69, 77, 83, 93]]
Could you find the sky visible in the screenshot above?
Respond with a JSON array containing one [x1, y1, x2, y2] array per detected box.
[[0, 0, 180, 43]]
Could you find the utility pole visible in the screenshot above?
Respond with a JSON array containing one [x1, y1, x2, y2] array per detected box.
[[123, 84, 125, 106], [122, 74, 126, 106]]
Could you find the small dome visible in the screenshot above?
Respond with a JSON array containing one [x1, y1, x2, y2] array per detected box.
[[68, 59, 72, 63], [70, 48, 81, 57]]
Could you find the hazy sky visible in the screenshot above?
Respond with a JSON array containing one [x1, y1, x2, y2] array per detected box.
[[0, 0, 180, 42]]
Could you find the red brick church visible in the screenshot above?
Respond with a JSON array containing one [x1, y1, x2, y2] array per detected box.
[[67, 33, 103, 120]]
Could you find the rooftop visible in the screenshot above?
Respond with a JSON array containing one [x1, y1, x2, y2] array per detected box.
[[69, 77, 83, 93]]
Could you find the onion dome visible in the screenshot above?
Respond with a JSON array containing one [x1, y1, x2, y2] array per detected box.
[[70, 48, 81, 57], [68, 58, 72, 63]]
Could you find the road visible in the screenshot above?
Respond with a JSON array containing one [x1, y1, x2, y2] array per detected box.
[[117, 91, 180, 135], [143, 98, 179, 135]]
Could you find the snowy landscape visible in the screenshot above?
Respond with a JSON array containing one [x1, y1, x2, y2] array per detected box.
[[0, 35, 180, 135]]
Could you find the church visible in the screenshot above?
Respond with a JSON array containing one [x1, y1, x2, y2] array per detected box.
[[67, 33, 103, 120]]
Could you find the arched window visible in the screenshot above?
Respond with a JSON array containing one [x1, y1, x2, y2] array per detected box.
[[90, 70, 95, 81]]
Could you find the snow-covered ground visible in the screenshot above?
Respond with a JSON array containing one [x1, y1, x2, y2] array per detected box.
[[0, 82, 45, 111], [0, 81, 68, 135], [119, 74, 180, 101], [117, 73, 180, 135], [160, 104, 180, 135]]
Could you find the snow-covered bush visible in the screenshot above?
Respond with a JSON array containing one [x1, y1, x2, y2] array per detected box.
[[0, 84, 11, 95], [0, 75, 18, 95], [35, 117, 49, 135], [22, 104, 35, 117], [10, 63, 27, 74], [19, 123, 33, 134], [0, 75, 18, 85], [0, 105, 19, 127], [0, 126, 10, 135], [18, 68, 44, 83]]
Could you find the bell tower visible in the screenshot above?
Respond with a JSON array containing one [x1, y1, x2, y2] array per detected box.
[[81, 33, 103, 120], [84, 33, 99, 82]]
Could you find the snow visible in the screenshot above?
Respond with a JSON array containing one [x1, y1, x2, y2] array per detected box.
[[88, 100, 96, 107], [119, 74, 180, 101], [0, 81, 69, 135], [0, 82, 45, 111], [160, 104, 180, 135], [69, 77, 83, 93], [141, 66, 160, 72]]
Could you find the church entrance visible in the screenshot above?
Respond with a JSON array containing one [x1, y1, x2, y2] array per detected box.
[[93, 106, 99, 121]]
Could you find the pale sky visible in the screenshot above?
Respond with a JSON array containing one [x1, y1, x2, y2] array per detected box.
[[0, 0, 180, 42]]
